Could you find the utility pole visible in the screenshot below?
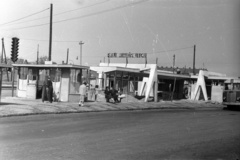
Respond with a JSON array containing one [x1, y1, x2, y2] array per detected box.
[[1, 38, 9, 81], [1, 38, 3, 63], [193, 45, 196, 75], [173, 54, 175, 73], [48, 3, 53, 61], [37, 44, 39, 64], [79, 41, 84, 65], [66, 48, 69, 64], [145, 56, 147, 67]]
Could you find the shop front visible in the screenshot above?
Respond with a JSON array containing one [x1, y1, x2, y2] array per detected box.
[[12, 64, 89, 102], [91, 63, 191, 102]]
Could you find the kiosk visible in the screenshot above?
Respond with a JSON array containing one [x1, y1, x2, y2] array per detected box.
[[12, 64, 89, 102]]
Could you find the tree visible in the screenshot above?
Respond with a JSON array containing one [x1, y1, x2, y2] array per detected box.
[[38, 56, 49, 64]]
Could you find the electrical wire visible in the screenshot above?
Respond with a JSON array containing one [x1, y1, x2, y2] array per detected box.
[[53, 0, 148, 24], [53, 0, 110, 16], [0, 8, 49, 26], [4, 0, 149, 30], [153, 46, 194, 54], [0, 16, 49, 27], [1, 0, 110, 27], [21, 38, 80, 43]]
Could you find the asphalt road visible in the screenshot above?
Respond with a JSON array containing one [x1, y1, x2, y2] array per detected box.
[[0, 108, 239, 160]]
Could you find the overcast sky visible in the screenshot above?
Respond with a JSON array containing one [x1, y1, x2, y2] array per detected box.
[[0, 0, 239, 77]]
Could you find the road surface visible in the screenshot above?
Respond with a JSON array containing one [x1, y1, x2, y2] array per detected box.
[[0, 108, 239, 160]]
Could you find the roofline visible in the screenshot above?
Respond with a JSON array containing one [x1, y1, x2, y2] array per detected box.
[[90, 66, 140, 73], [155, 71, 191, 79], [0, 64, 12, 68], [12, 64, 89, 69]]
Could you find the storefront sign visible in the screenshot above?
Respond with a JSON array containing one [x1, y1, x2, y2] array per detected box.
[[107, 53, 147, 58]]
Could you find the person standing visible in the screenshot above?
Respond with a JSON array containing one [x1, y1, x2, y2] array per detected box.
[[94, 85, 99, 101], [79, 82, 87, 106], [42, 76, 53, 103], [46, 77, 53, 103], [104, 86, 111, 102]]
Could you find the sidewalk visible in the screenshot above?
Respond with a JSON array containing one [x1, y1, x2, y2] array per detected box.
[[0, 96, 224, 117]]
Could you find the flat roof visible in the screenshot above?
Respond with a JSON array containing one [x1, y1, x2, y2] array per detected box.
[[190, 75, 238, 81], [12, 64, 89, 69], [156, 71, 191, 79], [91, 66, 191, 80], [0, 64, 11, 68], [90, 66, 140, 73]]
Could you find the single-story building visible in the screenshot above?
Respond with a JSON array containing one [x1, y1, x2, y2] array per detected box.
[[90, 62, 238, 103], [12, 63, 89, 102]]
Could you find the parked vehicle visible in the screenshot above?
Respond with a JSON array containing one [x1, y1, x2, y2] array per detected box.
[[222, 79, 240, 108]]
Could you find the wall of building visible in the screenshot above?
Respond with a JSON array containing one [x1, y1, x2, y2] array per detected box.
[[60, 68, 70, 102], [211, 85, 223, 103]]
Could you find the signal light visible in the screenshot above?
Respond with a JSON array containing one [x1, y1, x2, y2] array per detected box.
[[11, 37, 19, 63]]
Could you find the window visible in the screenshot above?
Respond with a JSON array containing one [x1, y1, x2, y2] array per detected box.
[[19, 67, 28, 79], [69, 69, 85, 94]]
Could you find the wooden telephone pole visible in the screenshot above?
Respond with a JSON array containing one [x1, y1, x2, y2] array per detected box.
[[1, 38, 9, 81], [79, 41, 84, 65], [37, 44, 39, 64], [66, 48, 69, 64], [193, 45, 196, 75], [48, 3, 53, 61]]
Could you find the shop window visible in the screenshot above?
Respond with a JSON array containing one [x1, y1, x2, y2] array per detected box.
[[81, 69, 88, 83], [52, 69, 61, 82], [116, 72, 122, 78], [70, 69, 82, 94], [123, 73, 129, 79], [69, 69, 87, 94], [19, 67, 28, 80]]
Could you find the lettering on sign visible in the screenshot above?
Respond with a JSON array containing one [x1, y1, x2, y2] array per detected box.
[[107, 53, 147, 58]]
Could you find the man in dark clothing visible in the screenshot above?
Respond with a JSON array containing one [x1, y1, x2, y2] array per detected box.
[[110, 87, 119, 103], [104, 86, 111, 102], [46, 77, 53, 103], [42, 76, 53, 103]]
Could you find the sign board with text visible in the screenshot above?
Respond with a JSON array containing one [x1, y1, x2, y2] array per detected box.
[[107, 53, 147, 58]]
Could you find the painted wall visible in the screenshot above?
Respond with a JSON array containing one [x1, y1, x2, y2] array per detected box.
[[60, 69, 70, 102]]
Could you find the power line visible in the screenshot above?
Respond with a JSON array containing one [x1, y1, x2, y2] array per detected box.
[[4, 0, 149, 31], [3, 36, 80, 43], [53, 0, 110, 16], [53, 0, 148, 24], [0, 16, 49, 27], [0, 8, 49, 26], [153, 46, 194, 54], [1, 0, 110, 27]]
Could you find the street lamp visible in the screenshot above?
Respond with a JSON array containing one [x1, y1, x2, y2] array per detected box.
[[79, 41, 84, 65]]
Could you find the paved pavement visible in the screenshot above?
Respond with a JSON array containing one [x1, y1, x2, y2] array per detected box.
[[0, 94, 224, 117]]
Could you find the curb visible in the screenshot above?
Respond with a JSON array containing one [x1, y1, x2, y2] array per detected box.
[[0, 105, 223, 118]]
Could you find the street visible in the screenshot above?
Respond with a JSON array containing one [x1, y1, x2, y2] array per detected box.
[[0, 108, 239, 160]]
